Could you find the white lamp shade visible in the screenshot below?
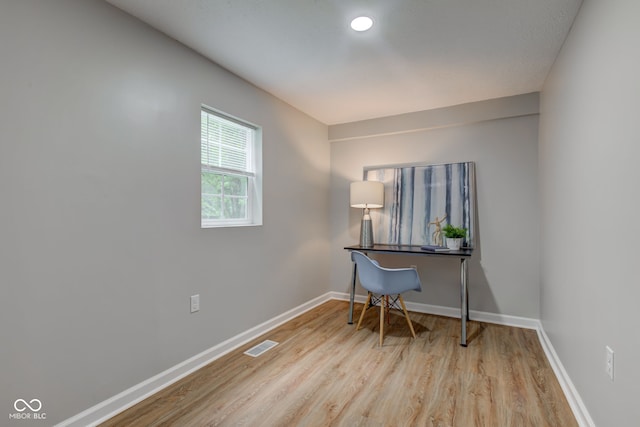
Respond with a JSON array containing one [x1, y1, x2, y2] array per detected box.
[[350, 181, 384, 208]]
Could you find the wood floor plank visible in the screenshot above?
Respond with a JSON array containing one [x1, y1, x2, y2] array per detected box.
[[101, 300, 577, 427]]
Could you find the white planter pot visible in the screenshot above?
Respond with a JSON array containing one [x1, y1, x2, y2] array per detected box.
[[445, 237, 463, 250]]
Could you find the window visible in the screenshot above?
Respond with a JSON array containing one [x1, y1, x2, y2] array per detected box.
[[201, 107, 261, 227]]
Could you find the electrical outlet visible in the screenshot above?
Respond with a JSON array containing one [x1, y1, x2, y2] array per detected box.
[[605, 346, 614, 381], [190, 294, 200, 313]]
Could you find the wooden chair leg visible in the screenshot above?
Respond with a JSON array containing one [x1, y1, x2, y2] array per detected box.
[[385, 295, 391, 324], [379, 295, 385, 346], [356, 292, 372, 331], [398, 295, 416, 339]]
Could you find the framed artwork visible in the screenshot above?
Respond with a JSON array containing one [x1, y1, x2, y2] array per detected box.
[[364, 161, 476, 248]]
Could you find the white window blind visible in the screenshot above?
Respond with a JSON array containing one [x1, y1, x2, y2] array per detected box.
[[201, 110, 253, 172], [201, 107, 260, 227]]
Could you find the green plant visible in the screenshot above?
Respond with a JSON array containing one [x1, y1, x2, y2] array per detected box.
[[442, 224, 467, 239]]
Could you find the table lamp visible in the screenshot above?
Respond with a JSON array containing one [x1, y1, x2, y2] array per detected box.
[[350, 181, 384, 248]]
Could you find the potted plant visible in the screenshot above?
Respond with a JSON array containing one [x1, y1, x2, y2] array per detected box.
[[442, 224, 467, 250]]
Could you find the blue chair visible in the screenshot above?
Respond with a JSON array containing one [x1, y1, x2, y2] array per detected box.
[[351, 251, 423, 346]]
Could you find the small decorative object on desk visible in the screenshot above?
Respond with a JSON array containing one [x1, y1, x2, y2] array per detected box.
[[420, 245, 450, 252], [427, 214, 447, 246], [442, 224, 467, 250]]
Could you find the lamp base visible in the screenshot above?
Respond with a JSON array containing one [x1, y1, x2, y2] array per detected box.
[[359, 217, 374, 248]]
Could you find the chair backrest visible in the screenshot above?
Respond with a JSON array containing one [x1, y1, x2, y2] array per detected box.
[[351, 251, 422, 295]]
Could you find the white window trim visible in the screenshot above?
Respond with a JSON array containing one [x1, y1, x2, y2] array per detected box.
[[201, 106, 262, 228]]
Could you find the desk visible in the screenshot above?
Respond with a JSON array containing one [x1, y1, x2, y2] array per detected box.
[[344, 244, 473, 347]]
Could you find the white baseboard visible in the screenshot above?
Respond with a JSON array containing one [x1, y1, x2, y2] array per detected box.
[[331, 291, 540, 330], [536, 326, 596, 427], [57, 293, 333, 427], [59, 291, 593, 427]]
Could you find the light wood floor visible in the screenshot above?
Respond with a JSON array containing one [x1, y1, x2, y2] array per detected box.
[[101, 300, 577, 427]]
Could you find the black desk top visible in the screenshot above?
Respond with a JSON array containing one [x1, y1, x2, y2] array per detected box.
[[344, 244, 473, 257]]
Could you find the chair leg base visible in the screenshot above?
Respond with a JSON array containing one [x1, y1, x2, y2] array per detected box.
[[398, 295, 417, 339], [356, 293, 416, 347], [379, 297, 384, 346], [356, 292, 372, 331]]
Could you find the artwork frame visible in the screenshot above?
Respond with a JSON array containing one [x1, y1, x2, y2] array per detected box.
[[364, 161, 476, 248]]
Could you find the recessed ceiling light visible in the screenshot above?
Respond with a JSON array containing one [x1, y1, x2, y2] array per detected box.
[[350, 16, 373, 32]]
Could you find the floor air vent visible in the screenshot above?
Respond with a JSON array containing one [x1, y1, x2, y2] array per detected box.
[[244, 340, 278, 357]]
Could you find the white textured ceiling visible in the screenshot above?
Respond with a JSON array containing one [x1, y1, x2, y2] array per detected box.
[[105, 0, 582, 125]]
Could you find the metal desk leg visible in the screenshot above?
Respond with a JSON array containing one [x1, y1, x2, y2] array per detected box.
[[466, 268, 470, 321], [460, 257, 469, 347], [348, 263, 358, 324]]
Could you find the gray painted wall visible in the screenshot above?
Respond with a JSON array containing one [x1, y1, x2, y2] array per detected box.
[[0, 1, 330, 425], [7, 0, 637, 425], [539, 0, 640, 425], [329, 94, 541, 319]]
